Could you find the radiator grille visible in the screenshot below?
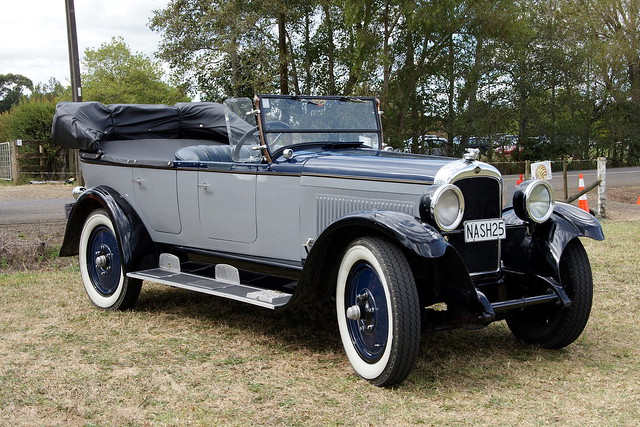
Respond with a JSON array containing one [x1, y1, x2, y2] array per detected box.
[[449, 177, 502, 274], [316, 195, 414, 233]]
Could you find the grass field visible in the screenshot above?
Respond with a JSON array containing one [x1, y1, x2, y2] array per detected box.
[[1, 220, 639, 425]]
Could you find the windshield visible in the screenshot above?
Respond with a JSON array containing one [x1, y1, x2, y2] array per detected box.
[[223, 95, 382, 162], [259, 96, 381, 152]]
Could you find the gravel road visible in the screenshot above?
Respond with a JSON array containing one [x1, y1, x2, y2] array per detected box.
[[0, 184, 72, 225]]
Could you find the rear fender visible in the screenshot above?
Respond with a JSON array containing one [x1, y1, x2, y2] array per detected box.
[[60, 186, 156, 272]]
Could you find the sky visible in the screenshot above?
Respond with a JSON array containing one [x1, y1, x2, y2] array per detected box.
[[0, 0, 170, 88]]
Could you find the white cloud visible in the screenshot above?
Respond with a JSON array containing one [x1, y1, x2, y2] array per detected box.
[[0, 0, 169, 86]]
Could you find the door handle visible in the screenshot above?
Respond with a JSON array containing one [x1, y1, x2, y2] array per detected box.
[[197, 182, 209, 190]]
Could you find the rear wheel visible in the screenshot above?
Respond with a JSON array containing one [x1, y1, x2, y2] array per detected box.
[[79, 209, 141, 310], [506, 239, 593, 348], [336, 237, 420, 386]]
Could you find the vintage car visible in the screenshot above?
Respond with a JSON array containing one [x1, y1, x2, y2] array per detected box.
[[52, 95, 604, 387]]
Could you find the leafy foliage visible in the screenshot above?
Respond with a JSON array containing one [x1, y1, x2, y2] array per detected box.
[[149, 0, 640, 165], [0, 74, 33, 113], [4, 100, 56, 141], [82, 37, 189, 104]]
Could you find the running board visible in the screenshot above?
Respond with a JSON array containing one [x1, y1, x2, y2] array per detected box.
[[127, 268, 292, 309]]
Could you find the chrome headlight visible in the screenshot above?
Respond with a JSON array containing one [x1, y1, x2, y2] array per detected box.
[[72, 186, 86, 200], [513, 179, 555, 223], [420, 184, 465, 231]]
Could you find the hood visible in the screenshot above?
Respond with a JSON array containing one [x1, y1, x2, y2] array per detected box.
[[298, 149, 454, 183]]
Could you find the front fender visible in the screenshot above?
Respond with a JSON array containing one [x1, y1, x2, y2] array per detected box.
[[59, 186, 156, 272], [315, 210, 450, 259], [502, 202, 604, 277], [293, 211, 483, 317]]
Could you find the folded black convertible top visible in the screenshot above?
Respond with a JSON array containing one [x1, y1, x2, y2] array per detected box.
[[51, 101, 250, 152]]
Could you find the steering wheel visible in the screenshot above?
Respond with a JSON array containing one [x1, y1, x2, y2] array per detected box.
[[233, 125, 260, 161], [232, 121, 292, 160], [265, 121, 292, 150]]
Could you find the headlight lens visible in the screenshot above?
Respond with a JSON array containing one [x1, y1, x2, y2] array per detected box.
[[420, 184, 465, 231], [513, 179, 555, 223], [72, 186, 86, 200]]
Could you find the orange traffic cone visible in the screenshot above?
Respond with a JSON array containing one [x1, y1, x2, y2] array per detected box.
[[578, 173, 590, 212], [636, 195, 640, 205], [515, 174, 523, 186]]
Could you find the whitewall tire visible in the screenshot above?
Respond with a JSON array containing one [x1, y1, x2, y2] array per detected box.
[[79, 209, 141, 310], [336, 237, 420, 386]]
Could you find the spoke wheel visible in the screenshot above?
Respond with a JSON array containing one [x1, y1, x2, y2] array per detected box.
[[79, 209, 141, 310], [336, 237, 420, 386], [506, 239, 593, 348]]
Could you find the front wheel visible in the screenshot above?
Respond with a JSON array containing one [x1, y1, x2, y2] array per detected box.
[[506, 238, 593, 348], [336, 237, 420, 386], [79, 209, 141, 310]]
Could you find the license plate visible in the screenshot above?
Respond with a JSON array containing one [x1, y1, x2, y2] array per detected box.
[[464, 219, 506, 243]]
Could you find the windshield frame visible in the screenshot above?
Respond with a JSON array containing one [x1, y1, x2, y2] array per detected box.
[[255, 94, 383, 159]]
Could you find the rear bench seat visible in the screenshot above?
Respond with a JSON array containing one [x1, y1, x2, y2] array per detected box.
[[174, 144, 255, 162], [174, 144, 235, 162]]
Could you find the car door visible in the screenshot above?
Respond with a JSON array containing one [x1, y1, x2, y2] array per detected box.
[[133, 168, 182, 234], [197, 163, 258, 244]]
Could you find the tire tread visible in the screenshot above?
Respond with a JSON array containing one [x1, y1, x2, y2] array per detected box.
[[506, 238, 593, 349], [354, 237, 420, 386]]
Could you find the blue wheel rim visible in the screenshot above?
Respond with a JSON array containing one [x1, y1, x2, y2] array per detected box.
[[345, 262, 389, 363], [86, 225, 122, 296]]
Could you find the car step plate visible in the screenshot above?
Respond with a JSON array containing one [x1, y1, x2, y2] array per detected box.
[[127, 268, 292, 309]]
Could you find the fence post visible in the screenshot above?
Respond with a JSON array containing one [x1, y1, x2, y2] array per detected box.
[[562, 157, 568, 200], [11, 141, 19, 183], [597, 157, 606, 218]]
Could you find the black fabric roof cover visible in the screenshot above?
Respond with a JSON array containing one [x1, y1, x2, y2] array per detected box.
[[52, 101, 252, 152]]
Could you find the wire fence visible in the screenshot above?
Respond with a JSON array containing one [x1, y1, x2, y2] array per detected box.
[[0, 142, 12, 181], [489, 159, 597, 176]]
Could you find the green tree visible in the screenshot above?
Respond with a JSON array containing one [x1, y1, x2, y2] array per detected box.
[[82, 37, 189, 104], [147, 0, 640, 165], [0, 98, 70, 175], [1, 74, 33, 113], [588, 0, 640, 165], [150, 0, 279, 99], [4, 99, 56, 141], [0, 78, 68, 143]]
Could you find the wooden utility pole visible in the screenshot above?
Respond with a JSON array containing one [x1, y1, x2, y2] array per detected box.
[[65, 0, 82, 102], [64, 0, 83, 183]]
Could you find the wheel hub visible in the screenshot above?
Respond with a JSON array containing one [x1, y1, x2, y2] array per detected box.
[[346, 290, 378, 332], [346, 289, 378, 333], [94, 244, 113, 276]]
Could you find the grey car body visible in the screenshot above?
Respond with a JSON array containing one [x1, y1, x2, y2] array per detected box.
[[53, 95, 603, 386]]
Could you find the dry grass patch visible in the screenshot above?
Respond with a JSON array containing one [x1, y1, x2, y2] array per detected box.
[[1, 221, 639, 425], [0, 223, 72, 271]]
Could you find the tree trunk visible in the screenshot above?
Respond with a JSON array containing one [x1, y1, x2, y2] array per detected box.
[[446, 33, 456, 153], [278, 13, 289, 95], [304, 11, 312, 94], [288, 34, 300, 95], [322, 3, 336, 94], [382, 1, 391, 97], [230, 32, 239, 96]]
